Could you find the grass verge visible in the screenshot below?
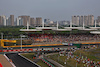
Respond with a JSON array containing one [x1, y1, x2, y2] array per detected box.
[[21, 53, 49, 67]]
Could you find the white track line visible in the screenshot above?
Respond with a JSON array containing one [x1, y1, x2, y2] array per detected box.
[[4, 54, 16, 67], [19, 53, 41, 67]]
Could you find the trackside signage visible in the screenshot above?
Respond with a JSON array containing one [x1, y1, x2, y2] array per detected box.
[[62, 43, 73, 46]]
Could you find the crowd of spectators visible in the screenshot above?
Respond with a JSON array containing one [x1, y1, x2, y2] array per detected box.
[[29, 34, 100, 43], [66, 51, 100, 67]]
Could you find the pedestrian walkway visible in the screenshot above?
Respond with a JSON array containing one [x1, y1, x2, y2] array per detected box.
[[0, 54, 12, 67]]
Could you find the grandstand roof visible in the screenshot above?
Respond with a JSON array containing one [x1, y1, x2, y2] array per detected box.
[[90, 31, 100, 34], [20, 27, 72, 32]]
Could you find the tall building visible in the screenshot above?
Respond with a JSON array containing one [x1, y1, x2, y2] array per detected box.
[[44, 19, 50, 24], [0, 16, 3, 25], [88, 15, 94, 26], [79, 16, 84, 26], [84, 16, 88, 26], [0, 15, 6, 26], [6, 17, 9, 26], [36, 17, 42, 26], [10, 15, 14, 26], [77, 16, 80, 26], [72, 16, 76, 25], [18, 15, 30, 26], [16, 18, 23, 26], [16, 18, 20, 26], [97, 16, 100, 26], [30, 18, 35, 26], [72, 16, 79, 26], [72, 15, 94, 26], [7, 17, 11, 26]]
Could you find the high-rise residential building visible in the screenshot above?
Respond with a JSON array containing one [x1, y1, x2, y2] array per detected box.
[[44, 19, 50, 24], [6, 17, 9, 26], [18, 15, 30, 26], [16, 18, 19, 26], [97, 16, 100, 26], [7, 17, 11, 26], [79, 16, 84, 26], [10, 15, 14, 26], [77, 16, 80, 26], [84, 16, 88, 26], [72, 16, 76, 25], [36, 17, 42, 26], [88, 15, 94, 26], [16, 18, 23, 26], [72, 15, 94, 26], [19, 18, 23, 26], [30, 18, 35, 26], [0, 15, 6, 26], [0, 16, 2, 25], [72, 16, 79, 26]]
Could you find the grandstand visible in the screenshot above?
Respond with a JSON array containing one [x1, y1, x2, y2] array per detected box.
[[1, 22, 100, 48], [18, 22, 100, 48]]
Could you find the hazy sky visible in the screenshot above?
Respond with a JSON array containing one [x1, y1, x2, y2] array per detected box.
[[0, 0, 100, 21]]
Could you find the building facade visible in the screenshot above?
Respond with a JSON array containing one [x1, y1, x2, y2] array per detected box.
[[30, 18, 35, 26], [36, 17, 42, 26], [88, 15, 94, 26], [96, 16, 100, 26], [72, 16, 79, 26], [72, 15, 94, 26], [84, 16, 88, 26], [79, 16, 84, 26], [18, 15, 30, 26], [0, 15, 6, 26], [10, 15, 14, 26]]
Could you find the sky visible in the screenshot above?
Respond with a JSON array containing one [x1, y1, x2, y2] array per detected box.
[[0, 0, 100, 21]]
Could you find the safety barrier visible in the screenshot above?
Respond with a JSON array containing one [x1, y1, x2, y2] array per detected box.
[[41, 58, 55, 67], [0, 47, 77, 53], [3, 44, 63, 48]]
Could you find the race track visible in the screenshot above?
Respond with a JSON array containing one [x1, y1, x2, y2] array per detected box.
[[6, 53, 39, 67]]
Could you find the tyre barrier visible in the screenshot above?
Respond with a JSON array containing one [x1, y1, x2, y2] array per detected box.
[[41, 58, 55, 67]]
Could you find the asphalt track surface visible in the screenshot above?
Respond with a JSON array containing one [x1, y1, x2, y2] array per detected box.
[[6, 53, 38, 67]]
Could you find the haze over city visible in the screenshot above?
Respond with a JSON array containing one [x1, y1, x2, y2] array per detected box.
[[0, 0, 100, 21]]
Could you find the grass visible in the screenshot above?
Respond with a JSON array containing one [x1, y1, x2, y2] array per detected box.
[[47, 54, 84, 67], [21, 53, 35, 60], [37, 60, 49, 67], [74, 49, 100, 61], [47, 48, 100, 67], [21, 53, 49, 67]]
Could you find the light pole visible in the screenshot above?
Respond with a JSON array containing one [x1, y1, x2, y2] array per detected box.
[[58, 54, 59, 61], [20, 35, 26, 50], [76, 62, 77, 67], [1, 33, 3, 39]]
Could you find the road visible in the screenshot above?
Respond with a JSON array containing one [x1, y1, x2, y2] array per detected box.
[[6, 53, 39, 67]]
